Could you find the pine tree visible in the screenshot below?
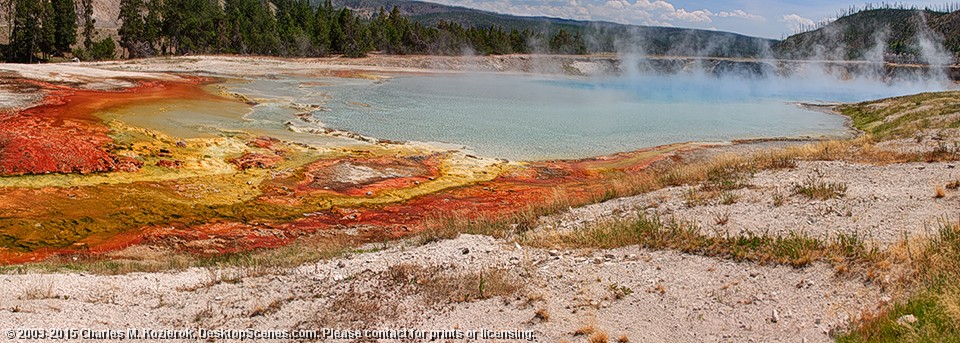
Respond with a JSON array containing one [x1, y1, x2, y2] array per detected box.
[[328, 7, 347, 54], [118, 0, 148, 58], [9, 0, 44, 62], [78, 0, 95, 49], [144, 0, 163, 54], [223, 0, 278, 55], [312, 0, 331, 55], [549, 29, 586, 54], [274, 0, 314, 56], [38, 0, 57, 58], [50, 0, 77, 55], [162, 0, 223, 54]]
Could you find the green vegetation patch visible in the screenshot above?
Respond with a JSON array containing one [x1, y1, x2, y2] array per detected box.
[[840, 220, 960, 342], [839, 91, 960, 139]]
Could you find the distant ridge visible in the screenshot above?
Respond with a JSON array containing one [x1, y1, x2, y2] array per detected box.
[[31, 0, 960, 62], [330, 0, 776, 58], [774, 8, 960, 62]]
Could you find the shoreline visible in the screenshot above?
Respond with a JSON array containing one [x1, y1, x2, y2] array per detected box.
[[0, 56, 911, 265], [2, 55, 959, 342]]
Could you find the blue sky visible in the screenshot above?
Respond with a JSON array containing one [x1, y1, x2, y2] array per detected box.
[[423, 0, 952, 38]]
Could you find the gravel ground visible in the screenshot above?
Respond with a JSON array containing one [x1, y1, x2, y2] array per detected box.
[[0, 235, 880, 342], [544, 160, 960, 246]]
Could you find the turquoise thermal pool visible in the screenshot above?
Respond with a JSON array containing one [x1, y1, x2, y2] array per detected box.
[[225, 72, 948, 161]]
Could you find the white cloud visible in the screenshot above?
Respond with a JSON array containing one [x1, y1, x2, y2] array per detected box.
[[424, 0, 765, 28], [662, 8, 713, 23], [782, 13, 815, 32], [717, 9, 765, 21]]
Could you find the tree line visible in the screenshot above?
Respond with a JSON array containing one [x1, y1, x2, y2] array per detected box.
[[1, 0, 589, 62], [2, 0, 115, 62], [117, 0, 588, 58]]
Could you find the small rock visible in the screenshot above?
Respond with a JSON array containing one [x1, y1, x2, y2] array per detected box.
[[461, 248, 470, 255], [548, 250, 559, 257], [336, 261, 345, 269], [365, 191, 373, 196], [897, 314, 918, 327], [603, 253, 616, 260], [771, 309, 780, 323]]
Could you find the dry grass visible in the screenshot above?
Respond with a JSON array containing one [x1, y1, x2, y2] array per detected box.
[[792, 173, 847, 200], [384, 264, 524, 304], [713, 211, 731, 226], [317, 287, 398, 329], [589, 331, 610, 343], [19, 280, 57, 300], [314, 263, 524, 329], [840, 219, 960, 341], [574, 323, 598, 336], [248, 296, 293, 317], [524, 213, 883, 270], [934, 186, 946, 199], [176, 267, 267, 292], [0, 233, 353, 276], [946, 180, 960, 190], [772, 189, 786, 207], [534, 308, 551, 322], [647, 283, 667, 295], [192, 303, 214, 324]]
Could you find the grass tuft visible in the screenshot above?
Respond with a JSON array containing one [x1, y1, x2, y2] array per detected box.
[[934, 186, 946, 199], [574, 324, 597, 336], [589, 331, 609, 343], [793, 174, 847, 200], [534, 308, 550, 322]]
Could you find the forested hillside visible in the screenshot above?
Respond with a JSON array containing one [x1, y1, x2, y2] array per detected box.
[[774, 5, 960, 63], [0, 0, 775, 63]]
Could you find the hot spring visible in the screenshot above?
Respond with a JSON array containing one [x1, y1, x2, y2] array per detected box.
[[219, 69, 952, 161]]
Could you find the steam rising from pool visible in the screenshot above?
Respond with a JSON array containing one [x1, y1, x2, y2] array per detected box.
[[228, 62, 953, 161]]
